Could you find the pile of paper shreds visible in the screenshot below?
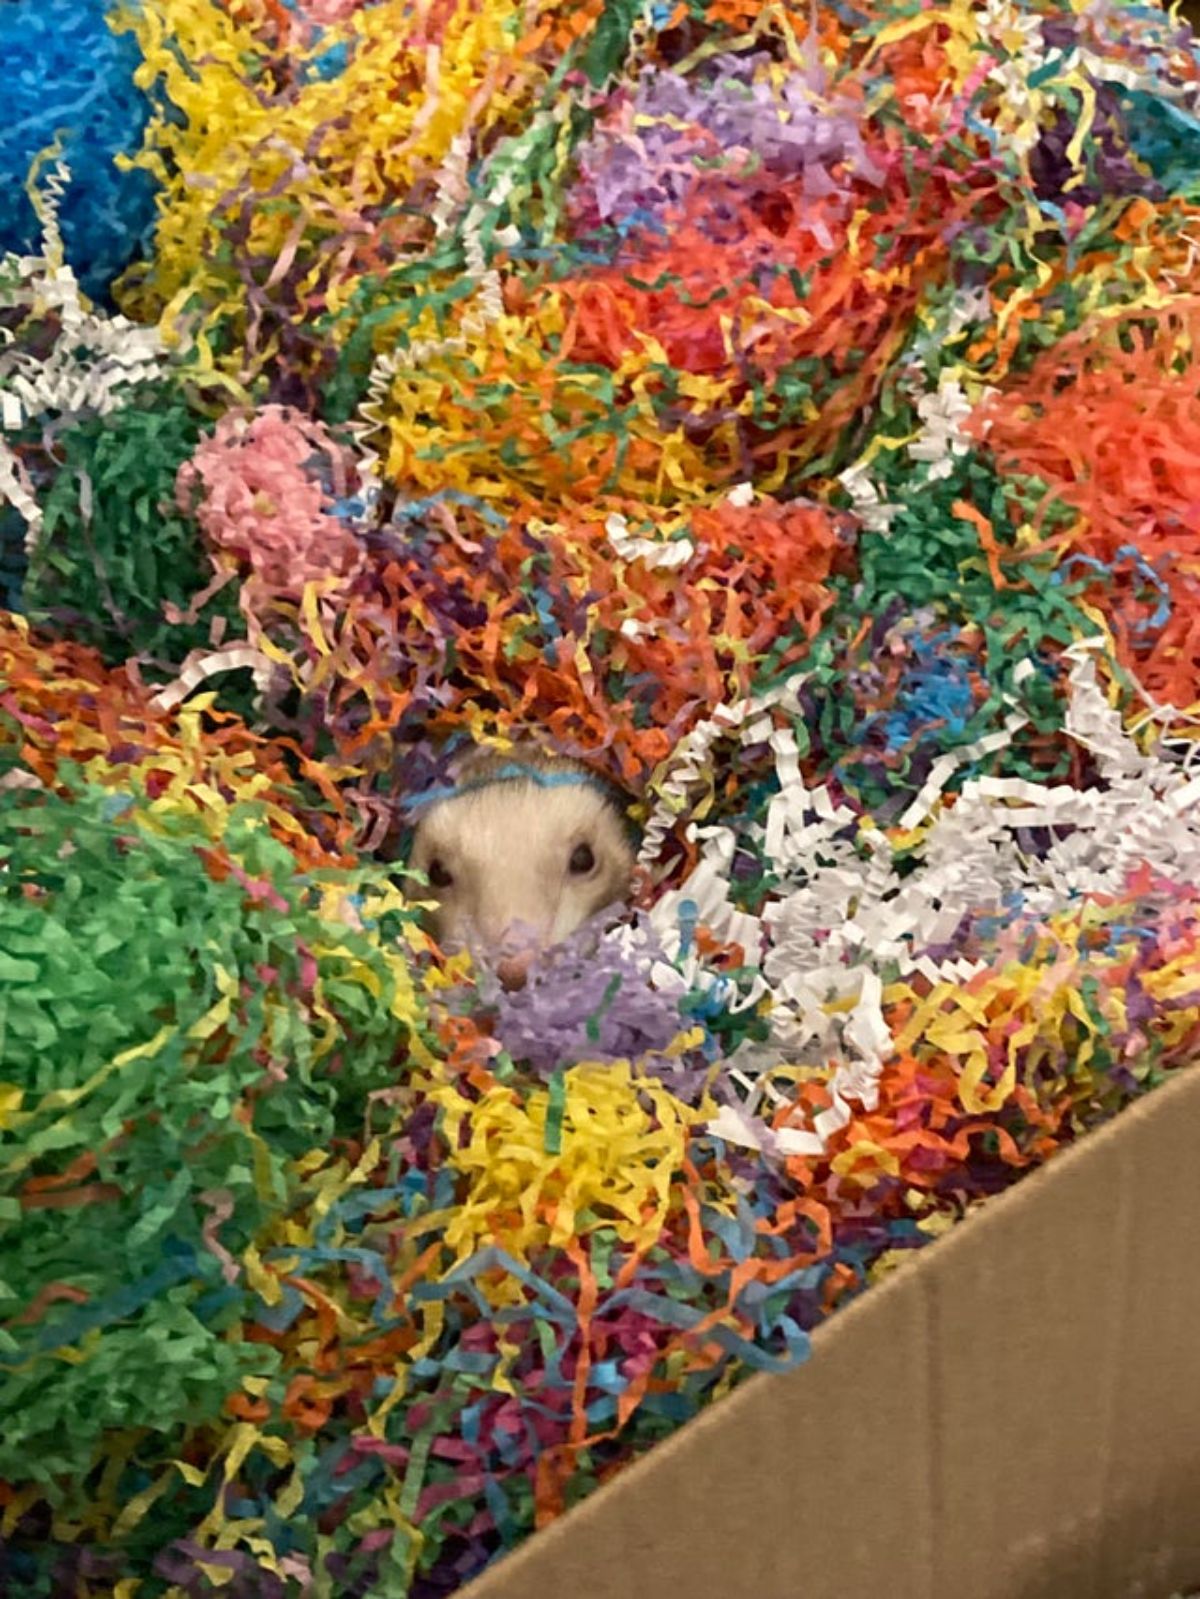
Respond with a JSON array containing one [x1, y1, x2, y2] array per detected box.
[[3, 0, 1200, 1592]]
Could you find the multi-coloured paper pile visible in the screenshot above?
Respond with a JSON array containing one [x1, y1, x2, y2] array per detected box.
[[4, 0, 1200, 1592]]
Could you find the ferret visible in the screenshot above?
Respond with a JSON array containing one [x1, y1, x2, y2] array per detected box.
[[407, 748, 636, 990]]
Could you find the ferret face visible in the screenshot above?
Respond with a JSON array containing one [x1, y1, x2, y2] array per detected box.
[[409, 774, 635, 989]]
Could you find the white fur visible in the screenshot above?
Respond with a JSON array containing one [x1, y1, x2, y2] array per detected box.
[[409, 768, 635, 971]]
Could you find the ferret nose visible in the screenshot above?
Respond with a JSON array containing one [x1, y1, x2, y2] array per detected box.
[[495, 952, 532, 991]]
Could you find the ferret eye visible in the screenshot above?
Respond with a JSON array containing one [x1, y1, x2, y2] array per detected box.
[[569, 843, 596, 875], [427, 858, 454, 890]]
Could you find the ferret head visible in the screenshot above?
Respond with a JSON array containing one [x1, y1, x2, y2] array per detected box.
[[408, 752, 636, 989]]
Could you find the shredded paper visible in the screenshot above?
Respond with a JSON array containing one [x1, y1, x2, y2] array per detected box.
[[4, 0, 1200, 1592]]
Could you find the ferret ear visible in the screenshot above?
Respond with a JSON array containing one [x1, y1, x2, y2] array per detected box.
[[374, 803, 413, 864]]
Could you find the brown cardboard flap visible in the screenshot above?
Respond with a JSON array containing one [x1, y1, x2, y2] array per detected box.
[[462, 1066, 1200, 1599]]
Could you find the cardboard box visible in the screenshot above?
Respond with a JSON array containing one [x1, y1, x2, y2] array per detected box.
[[463, 1066, 1200, 1599]]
